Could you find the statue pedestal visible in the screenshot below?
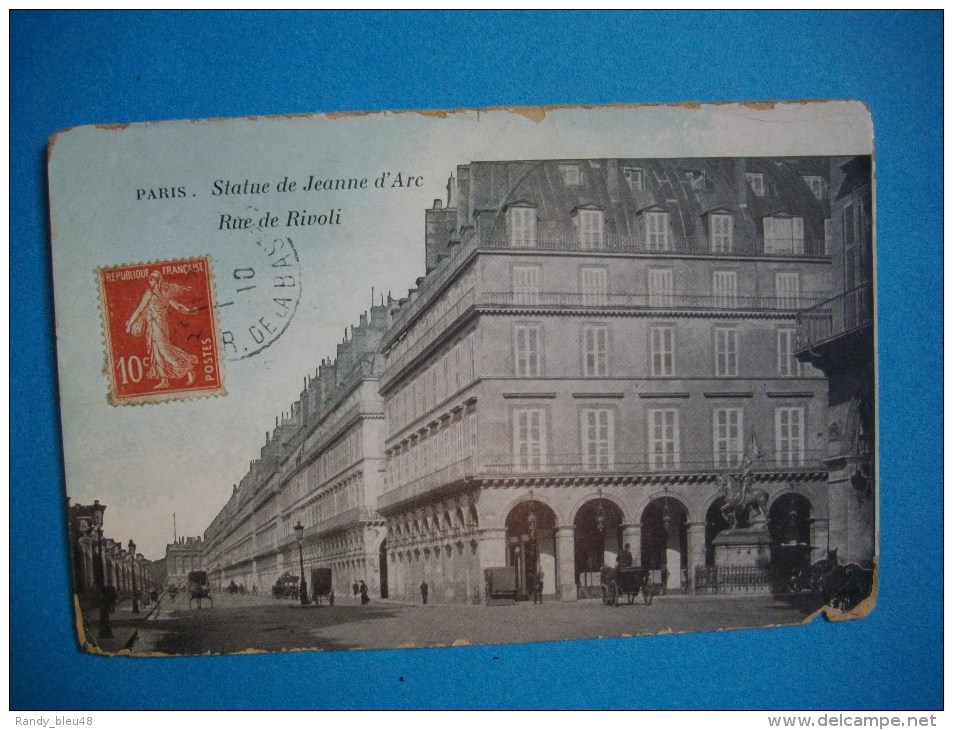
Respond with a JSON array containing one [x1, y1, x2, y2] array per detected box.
[[712, 527, 772, 569]]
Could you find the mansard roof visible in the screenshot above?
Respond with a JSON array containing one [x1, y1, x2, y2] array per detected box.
[[460, 157, 837, 243]]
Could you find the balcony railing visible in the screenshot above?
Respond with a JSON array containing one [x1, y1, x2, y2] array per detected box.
[[480, 450, 828, 477], [795, 282, 873, 352], [478, 231, 828, 259], [382, 228, 829, 352], [377, 450, 826, 511], [477, 290, 829, 312], [378, 456, 475, 511]]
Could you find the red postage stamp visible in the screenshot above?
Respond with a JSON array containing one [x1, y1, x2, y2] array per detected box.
[[97, 256, 225, 405]]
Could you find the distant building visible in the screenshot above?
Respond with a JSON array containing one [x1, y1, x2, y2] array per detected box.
[[165, 536, 204, 585], [376, 157, 846, 603], [796, 156, 875, 566], [202, 305, 389, 597]]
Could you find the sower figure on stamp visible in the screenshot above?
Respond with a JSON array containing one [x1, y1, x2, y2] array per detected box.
[[125, 270, 199, 390]]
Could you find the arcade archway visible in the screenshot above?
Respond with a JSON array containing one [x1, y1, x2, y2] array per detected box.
[[641, 496, 688, 591], [504, 498, 557, 599], [573, 496, 624, 591], [769, 492, 814, 578]]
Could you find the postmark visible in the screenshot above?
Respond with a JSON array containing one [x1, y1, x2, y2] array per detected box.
[[212, 226, 301, 361], [97, 256, 226, 405]]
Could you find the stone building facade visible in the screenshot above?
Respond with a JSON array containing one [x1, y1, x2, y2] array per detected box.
[[202, 305, 389, 598], [796, 156, 875, 566], [376, 157, 844, 603], [164, 536, 205, 586]]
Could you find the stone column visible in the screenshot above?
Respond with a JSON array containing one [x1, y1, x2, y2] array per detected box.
[[555, 526, 576, 601], [478, 528, 507, 571], [621, 524, 642, 566], [686, 521, 706, 593]]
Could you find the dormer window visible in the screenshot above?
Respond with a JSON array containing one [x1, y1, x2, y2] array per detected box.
[[764, 214, 804, 255], [573, 206, 605, 250], [685, 169, 706, 190], [559, 164, 582, 186], [641, 208, 671, 251], [746, 172, 765, 197], [508, 204, 537, 248], [803, 175, 826, 200], [623, 166, 644, 191], [708, 211, 734, 253]]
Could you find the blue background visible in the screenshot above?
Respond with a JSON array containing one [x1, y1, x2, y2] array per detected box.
[[10, 11, 943, 710]]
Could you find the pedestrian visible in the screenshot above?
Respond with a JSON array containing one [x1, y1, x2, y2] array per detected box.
[[533, 571, 544, 604], [617, 543, 634, 569], [359, 580, 370, 605], [420, 580, 429, 605], [352, 580, 359, 602], [329, 590, 335, 606]]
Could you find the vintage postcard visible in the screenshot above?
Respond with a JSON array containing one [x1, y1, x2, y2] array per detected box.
[[49, 102, 877, 656]]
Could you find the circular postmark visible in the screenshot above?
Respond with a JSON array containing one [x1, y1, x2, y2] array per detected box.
[[213, 218, 302, 360]]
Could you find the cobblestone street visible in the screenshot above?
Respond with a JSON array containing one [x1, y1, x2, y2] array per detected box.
[[94, 590, 825, 656]]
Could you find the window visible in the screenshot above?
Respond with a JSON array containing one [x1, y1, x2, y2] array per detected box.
[[713, 408, 744, 468], [583, 325, 608, 377], [623, 166, 644, 191], [509, 206, 537, 248], [685, 169, 706, 190], [650, 326, 674, 376], [581, 409, 614, 470], [764, 216, 805, 255], [714, 327, 739, 376], [746, 173, 765, 197], [580, 266, 608, 306], [648, 268, 674, 307], [513, 408, 546, 471], [514, 324, 541, 376], [512, 265, 540, 305], [710, 214, 734, 253], [803, 175, 826, 200], [559, 164, 581, 186], [777, 328, 801, 377], [649, 409, 679, 470], [575, 209, 604, 249], [643, 211, 671, 251], [712, 271, 738, 309], [775, 407, 805, 467], [775, 272, 800, 309], [824, 218, 832, 256]]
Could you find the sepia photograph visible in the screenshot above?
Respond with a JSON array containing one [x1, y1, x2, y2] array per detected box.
[[50, 105, 876, 656]]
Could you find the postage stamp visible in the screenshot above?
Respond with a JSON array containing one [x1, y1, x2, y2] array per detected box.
[[97, 256, 225, 405]]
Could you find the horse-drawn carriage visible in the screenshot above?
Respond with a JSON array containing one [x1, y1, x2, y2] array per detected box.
[[272, 572, 300, 600], [187, 570, 213, 609], [600, 565, 661, 606]]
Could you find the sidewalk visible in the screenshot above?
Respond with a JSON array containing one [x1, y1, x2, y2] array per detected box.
[[80, 597, 150, 655]]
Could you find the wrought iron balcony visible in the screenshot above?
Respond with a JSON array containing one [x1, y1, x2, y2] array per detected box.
[[795, 282, 873, 354]]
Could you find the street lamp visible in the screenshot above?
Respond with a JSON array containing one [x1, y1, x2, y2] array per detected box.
[[89, 500, 112, 639], [596, 487, 606, 534], [128, 539, 140, 614], [294, 521, 309, 605]]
